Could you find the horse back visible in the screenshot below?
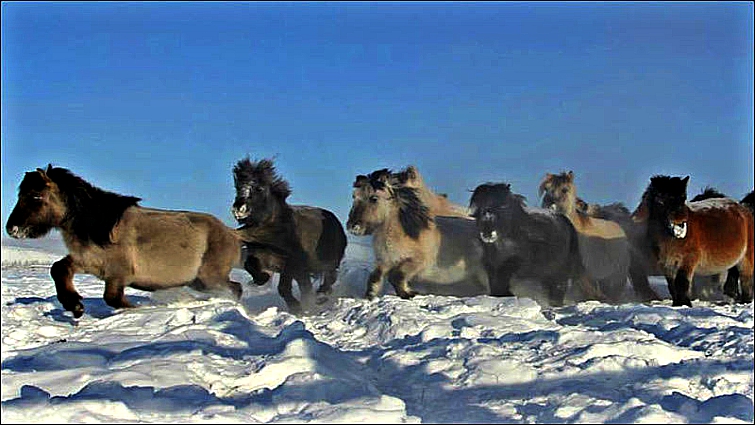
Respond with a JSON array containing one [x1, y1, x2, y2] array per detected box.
[[687, 199, 752, 271]]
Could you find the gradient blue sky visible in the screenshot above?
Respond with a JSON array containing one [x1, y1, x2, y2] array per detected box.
[[2, 2, 753, 231]]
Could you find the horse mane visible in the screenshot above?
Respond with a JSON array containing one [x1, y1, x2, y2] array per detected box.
[[233, 157, 291, 201], [469, 182, 527, 214], [45, 166, 141, 246], [691, 186, 727, 202], [394, 186, 431, 239]]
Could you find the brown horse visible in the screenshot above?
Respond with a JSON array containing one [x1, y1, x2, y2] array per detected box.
[[346, 168, 488, 299], [632, 175, 754, 306], [538, 171, 633, 303], [5, 165, 246, 318]]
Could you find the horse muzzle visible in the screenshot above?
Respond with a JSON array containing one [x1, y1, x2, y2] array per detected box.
[[232, 205, 250, 221], [6, 225, 30, 239], [479, 230, 498, 244], [669, 221, 688, 239], [347, 224, 364, 236]]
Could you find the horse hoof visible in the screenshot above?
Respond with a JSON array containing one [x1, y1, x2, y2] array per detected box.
[[72, 303, 85, 318], [398, 291, 417, 299]]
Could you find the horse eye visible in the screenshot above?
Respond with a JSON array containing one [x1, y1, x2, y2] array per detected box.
[[561, 188, 568, 194], [369, 195, 378, 203]]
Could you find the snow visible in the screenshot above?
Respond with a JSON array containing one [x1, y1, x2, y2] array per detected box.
[[1, 239, 753, 423]]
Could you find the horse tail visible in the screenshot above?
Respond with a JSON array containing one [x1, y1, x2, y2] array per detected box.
[[315, 209, 348, 269]]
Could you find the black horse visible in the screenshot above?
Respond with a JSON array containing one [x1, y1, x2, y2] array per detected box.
[[469, 182, 585, 306], [232, 158, 347, 312]]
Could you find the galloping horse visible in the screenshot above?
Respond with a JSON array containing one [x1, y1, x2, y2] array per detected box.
[[232, 158, 347, 313], [632, 175, 754, 306], [470, 182, 585, 306], [347, 168, 488, 299], [5, 165, 245, 317], [539, 171, 660, 302]]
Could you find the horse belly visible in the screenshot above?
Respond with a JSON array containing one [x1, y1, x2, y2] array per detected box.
[[416, 259, 472, 285], [131, 234, 205, 285]]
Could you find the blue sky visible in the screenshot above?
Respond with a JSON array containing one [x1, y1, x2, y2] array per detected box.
[[2, 1, 753, 230]]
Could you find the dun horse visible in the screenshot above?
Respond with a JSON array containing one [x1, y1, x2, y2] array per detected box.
[[539, 171, 660, 302], [232, 158, 347, 312], [632, 175, 754, 306], [469, 182, 586, 306], [5, 165, 245, 318], [347, 168, 488, 299]]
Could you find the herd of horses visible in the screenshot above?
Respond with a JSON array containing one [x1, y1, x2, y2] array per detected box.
[[5, 160, 754, 318]]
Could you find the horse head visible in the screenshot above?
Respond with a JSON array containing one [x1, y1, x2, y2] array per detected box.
[[6, 165, 63, 239], [645, 175, 690, 238], [347, 168, 430, 239], [469, 182, 525, 244], [538, 171, 577, 214], [232, 157, 291, 226], [6, 165, 140, 245]]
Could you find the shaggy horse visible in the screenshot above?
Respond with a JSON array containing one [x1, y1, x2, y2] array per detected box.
[[232, 158, 347, 312], [469, 182, 584, 306], [346, 169, 488, 299], [632, 175, 754, 306], [5, 165, 245, 318], [539, 171, 660, 302]]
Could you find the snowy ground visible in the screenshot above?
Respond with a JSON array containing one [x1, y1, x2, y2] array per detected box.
[[1, 238, 753, 423]]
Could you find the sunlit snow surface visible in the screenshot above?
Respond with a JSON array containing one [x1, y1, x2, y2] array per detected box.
[[1, 242, 753, 423]]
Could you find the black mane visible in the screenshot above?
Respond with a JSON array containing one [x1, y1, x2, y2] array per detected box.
[[394, 186, 431, 239], [233, 157, 292, 200], [469, 182, 526, 215], [45, 166, 141, 246], [691, 186, 728, 202]]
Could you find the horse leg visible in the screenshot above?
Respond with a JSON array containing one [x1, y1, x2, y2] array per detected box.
[[735, 261, 753, 303], [575, 274, 605, 302], [723, 267, 740, 300], [244, 253, 271, 286], [671, 267, 695, 307], [103, 279, 133, 310], [387, 260, 420, 299], [50, 255, 84, 318], [489, 261, 517, 297], [546, 277, 568, 307], [365, 265, 386, 299], [294, 271, 314, 305], [278, 271, 301, 313], [317, 269, 338, 295]]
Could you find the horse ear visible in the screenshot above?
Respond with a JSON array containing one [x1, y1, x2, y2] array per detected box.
[[35, 167, 53, 184], [353, 175, 369, 188], [567, 170, 574, 180], [681, 175, 690, 187]]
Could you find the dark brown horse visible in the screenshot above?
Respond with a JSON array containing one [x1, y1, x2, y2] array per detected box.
[[5, 165, 246, 318], [632, 175, 754, 306], [232, 158, 347, 313]]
